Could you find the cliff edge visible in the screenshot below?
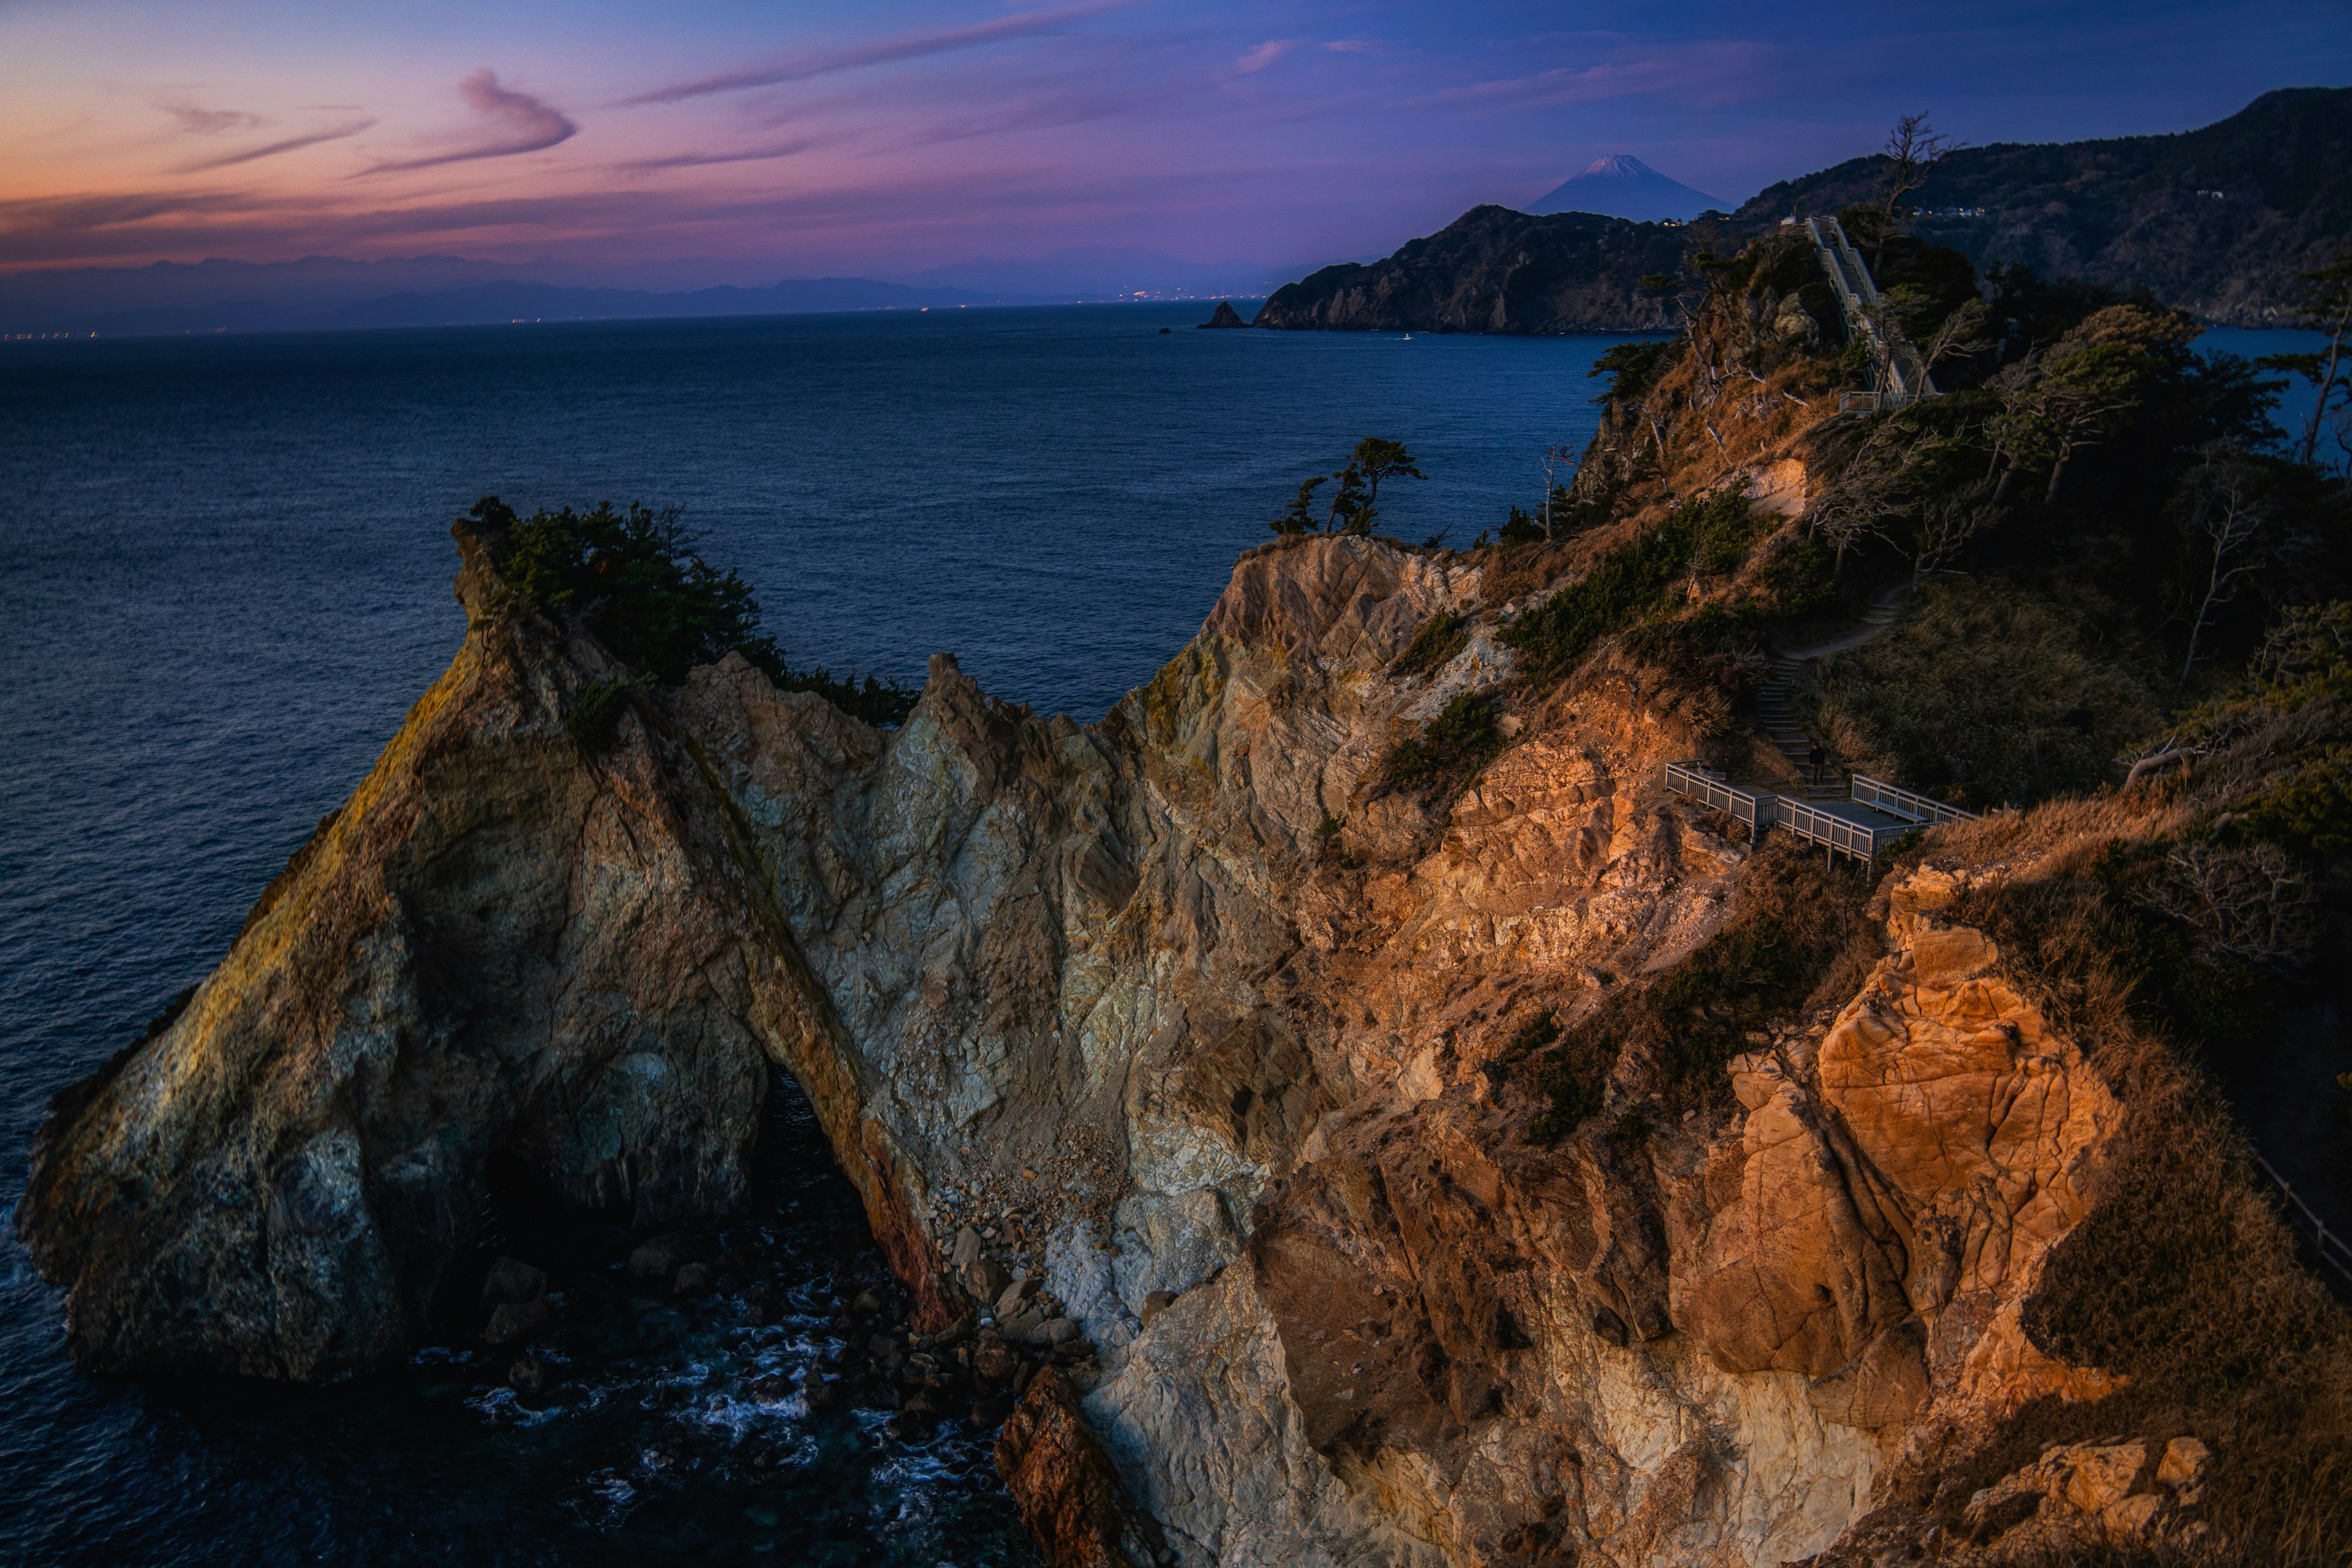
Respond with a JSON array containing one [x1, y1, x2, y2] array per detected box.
[[26, 492, 2339, 1564]]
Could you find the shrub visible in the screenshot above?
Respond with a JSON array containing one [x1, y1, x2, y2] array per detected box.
[[1814, 578, 2164, 808], [1384, 692, 1507, 789], [565, 675, 649, 750], [1391, 609, 1470, 677], [467, 497, 917, 725], [769, 666, 920, 728], [1499, 507, 1548, 546], [1499, 486, 1762, 683], [477, 497, 766, 684], [1521, 843, 1876, 1143]]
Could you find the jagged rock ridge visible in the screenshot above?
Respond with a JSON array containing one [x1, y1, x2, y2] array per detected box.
[[17, 503, 2240, 1565]]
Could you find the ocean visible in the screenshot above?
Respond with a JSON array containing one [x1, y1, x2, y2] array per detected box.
[[0, 303, 1653, 1566]]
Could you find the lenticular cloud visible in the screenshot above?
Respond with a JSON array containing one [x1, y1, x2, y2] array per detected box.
[[363, 70, 576, 175]]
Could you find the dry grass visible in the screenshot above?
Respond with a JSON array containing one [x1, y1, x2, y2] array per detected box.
[[1517, 840, 1880, 1140], [1936, 837, 2352, 1566]]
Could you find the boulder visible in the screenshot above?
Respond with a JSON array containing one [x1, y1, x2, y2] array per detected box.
[[484, 1295, 552, 1345], [630, 1233, 709, 1279], [480, 1256, 546, 1308]]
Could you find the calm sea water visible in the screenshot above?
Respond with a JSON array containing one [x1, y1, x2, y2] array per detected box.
[[0, 303, 1648, 1566]]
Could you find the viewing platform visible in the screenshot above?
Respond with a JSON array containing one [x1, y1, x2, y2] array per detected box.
[[1663, 761, 1976, 863]]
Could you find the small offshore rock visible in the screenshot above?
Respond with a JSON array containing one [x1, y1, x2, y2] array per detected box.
[[1197, 299, 1250, 328], [508, 1354, 554, 1395]]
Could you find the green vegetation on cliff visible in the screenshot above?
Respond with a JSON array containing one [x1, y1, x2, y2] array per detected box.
[[468, 496, 917, 725]]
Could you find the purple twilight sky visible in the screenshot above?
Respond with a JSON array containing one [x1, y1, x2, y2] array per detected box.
[[1, 0, 2344, 279]]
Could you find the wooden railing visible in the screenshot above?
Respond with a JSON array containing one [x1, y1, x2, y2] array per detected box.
[[2253, 1152, 2352, 1296], [1852, 774, 1977, 827], [1665, 763, 1907, 861], [1665, 763, 1964, 862], [1660, 762, 1769, 834], [1773, 795, 1910, 860]]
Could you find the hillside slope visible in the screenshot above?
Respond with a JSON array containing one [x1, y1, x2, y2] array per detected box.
[[1736, 87, 2352, 325], [1260, 89, 2350, 331]]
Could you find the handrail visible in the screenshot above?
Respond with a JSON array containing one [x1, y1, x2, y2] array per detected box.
[[1852, 774, 1977, 827], [1664, 763, 1918, 862], [1805, 217, 1937, 405], [1662, 761, 1768, 832], [2252, 1152, 2352, 1293], [1774, 795, 1901, 861]]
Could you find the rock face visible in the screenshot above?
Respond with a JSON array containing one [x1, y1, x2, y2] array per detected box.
[[21, 522, 2170, 1562], [1252, 206, 1689, 334]]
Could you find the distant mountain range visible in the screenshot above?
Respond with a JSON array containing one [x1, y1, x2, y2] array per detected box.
[[1257, 87, 2350, 332], [0, 247, 1281, 339], [1527, 156, 1728, 223]]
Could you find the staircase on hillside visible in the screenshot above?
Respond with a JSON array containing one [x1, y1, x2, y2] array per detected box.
[[1804, 216, 1935, 412], [1754, 585, 1909, 800]]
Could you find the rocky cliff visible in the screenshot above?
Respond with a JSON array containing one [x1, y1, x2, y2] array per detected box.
[[26, 490, 2324, 1563], [1251, 207, 1690, 334]]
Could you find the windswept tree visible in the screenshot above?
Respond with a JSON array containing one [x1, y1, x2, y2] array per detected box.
[[1349, 438, 1424, 529], [1272, 475, 1325, 535], [1325, 462, 1370, 532], [2257, 253, 2352, 470], [1327, 437, 1424, 535], [1987, 304, 2199, 503], [2174, 446, 2282, 680], [1875, 112, 1962, 258]]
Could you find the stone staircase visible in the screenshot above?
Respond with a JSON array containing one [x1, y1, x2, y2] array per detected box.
[[1755, 584, 1909, 801]]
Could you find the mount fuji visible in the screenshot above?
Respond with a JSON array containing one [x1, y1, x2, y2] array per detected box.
[[1526, 155, 1728, 222]]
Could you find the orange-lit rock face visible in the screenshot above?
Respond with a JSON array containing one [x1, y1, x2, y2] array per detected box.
[[21, 531, 2153, 1568]]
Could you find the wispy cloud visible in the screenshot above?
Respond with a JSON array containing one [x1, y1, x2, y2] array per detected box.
[[1415, 40, 1777, 111], [1232, 40, 1292, 74], [615, 135, 827, 173], [622, 1, 1128, 106], [178, 118, 375, 173], [361, 70, 576, 175], [886, 88, 1132, 150], [160, 102, 265, 135]]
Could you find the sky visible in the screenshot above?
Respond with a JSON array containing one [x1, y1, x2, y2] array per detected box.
[[2, 0, 2345, 281]]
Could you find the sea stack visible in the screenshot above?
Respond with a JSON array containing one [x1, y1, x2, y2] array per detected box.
[[1196, 300, 1249, 328]]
